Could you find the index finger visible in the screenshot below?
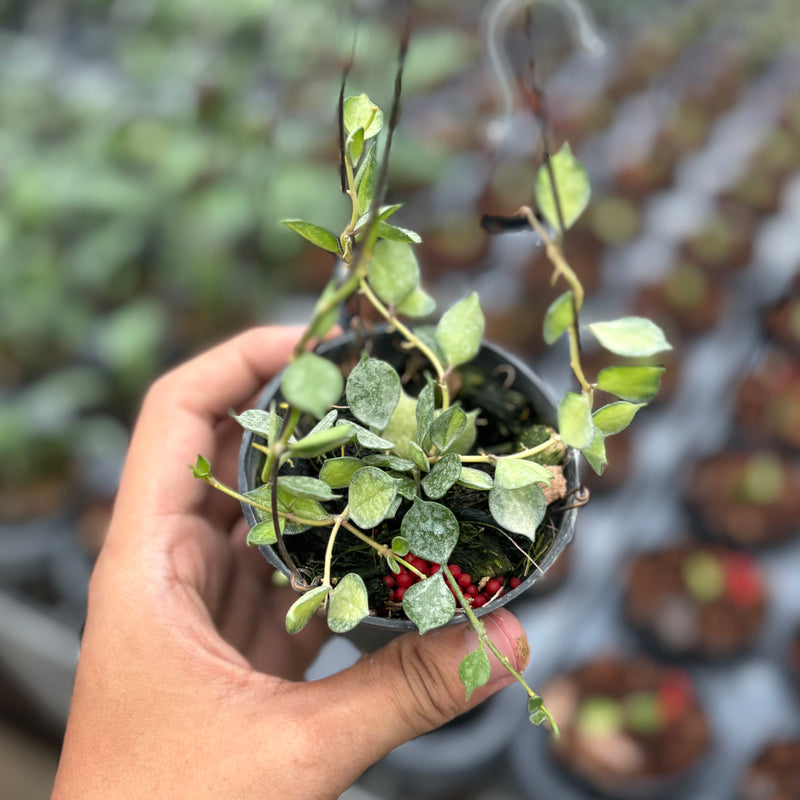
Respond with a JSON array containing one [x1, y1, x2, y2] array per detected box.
[[114, 326, 304, 521]]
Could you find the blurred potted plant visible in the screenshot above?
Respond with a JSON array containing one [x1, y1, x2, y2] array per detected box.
[[193, 83, 671, 730]]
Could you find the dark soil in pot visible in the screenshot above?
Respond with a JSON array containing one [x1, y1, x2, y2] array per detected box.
[[543, 655, 712, 800], [683, 450, 800, 548], [739, 739, 800, 800], [238, 328, 579, 648], [622, 541, 767, 660]]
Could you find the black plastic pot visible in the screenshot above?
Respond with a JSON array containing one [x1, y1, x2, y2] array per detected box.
[[238, 328, 580, 651]]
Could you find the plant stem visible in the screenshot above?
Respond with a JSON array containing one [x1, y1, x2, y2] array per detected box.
[[519, 206, 593, 399], [442, 566, 559, 734], [339, 521, 426, 580], [198, 473, 334, 529], [323, 511, 346, 588], [434, 435, 563, 465], [358, 277, 451, 408]]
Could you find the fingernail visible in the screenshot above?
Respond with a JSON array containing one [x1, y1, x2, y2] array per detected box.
[[465, 608, 530, 684]]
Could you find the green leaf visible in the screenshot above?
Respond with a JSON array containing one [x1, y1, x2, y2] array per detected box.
[[353, 203, 403, 233], [391, 536, 410, 556], [277, 475, 340, 501], [245, 519, 280, 546], [338, 421, 395, 451], [232, 409, 279, 439], [275, 487, 332, 531], [494, 458, 553, 489], [543, 290, 575, 345], [624, 692, 663, 735], [401, 499, 460, 564], [582, 432, 607, 476], [588, 317, 673, 357], [288, 424, 355, 459], [534, 142, 591, 231], [328, 573, 369, 633], [362, 454, 416, 472], [368, 240, 420, 306], [319, 457, 363, 488], [355, 146, 377, 217], [391, 475, 417, 501], [402, 573, 456, 634], [682, 552, 725, 603], [528, 696, 552, 727], [343, 94, 383, 139], [346, 354, 401, 431], [307, 409, 338, 434], [435, 292, 484, 367], [382, 392, 419, 460], [422, 453, 462, 499], [596, 365, 666, 403], [430, 406, 467, 453], [442, 409, 479, 455], [408, 440, 431, 472], [457, 467, 494, 490], [459, 646, 492, 701], [593, 401, 644, 436], [192, 454, 210, 479], [281, 219, 340, 254], [488, 483, 547, 540], [416, 378, 436, 444], [558, 391, 594, 450], [348, 467, 398, 529], [286, 585, 330, 634], [376, 221, 422, 244], [282, 353, 343, 420], [347, 127, 365, 164], [396, 285, 436, 318]]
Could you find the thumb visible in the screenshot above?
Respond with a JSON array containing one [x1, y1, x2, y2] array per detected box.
[[308, 609, 529, 767]]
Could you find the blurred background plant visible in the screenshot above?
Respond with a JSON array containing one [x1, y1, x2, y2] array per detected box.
[[2, 0, 800, 797]]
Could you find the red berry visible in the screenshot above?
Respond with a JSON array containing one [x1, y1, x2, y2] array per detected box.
[[448, 564, 462, 578], [388, 590, 396, 601], [415, 562, 430, 577], [382, 576, 396, 589], [509, 577, 522, 589], [395, 587, 407, 602], [465, 584, 479, 597], [396, 572, 413, 589], [472, 595, 487, 608], [724, 554, 763, 607], [429, 563, 441, 574], [485, 578, 503, 596], [457, 573, 472, 588], [657, 669, 692, 723]]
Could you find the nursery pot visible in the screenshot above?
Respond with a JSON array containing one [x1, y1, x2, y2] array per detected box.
[[238, 327, 580, 651]]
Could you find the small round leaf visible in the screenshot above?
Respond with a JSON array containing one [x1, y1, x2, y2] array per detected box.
[[346, 354, 401, 431], [558, 391, 594, 450], [328, 573, 369, 634], [401, 499, 460, 564], [421, 453, 462, 499], [588, 317, 672, 358], [348, 467, 398, 529], [368, 240, 420, 306], [435, 292, 484, 367], [282, 353, 343, 420], [402, 573, 456, 634], [488, 483, 547, 540], [534, 143, 591, 231], [285, 585, 330, 635]]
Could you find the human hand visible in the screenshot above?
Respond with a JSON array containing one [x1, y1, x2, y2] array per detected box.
[[52, 327, 530, 800]]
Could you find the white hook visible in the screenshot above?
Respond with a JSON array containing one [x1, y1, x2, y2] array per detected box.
[[482, 0, 605, 148]]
